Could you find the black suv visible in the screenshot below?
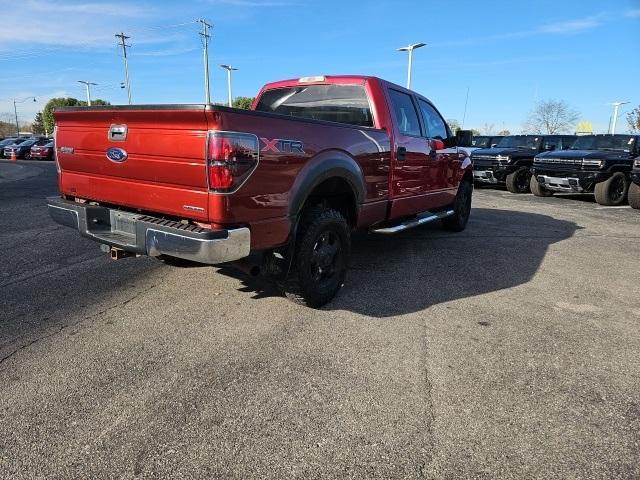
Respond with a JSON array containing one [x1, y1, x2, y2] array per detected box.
[[531, 134, 640, 206], [471, 134, 576, 193], [630, 156, 640, 210], [470, 135, 503, 149]]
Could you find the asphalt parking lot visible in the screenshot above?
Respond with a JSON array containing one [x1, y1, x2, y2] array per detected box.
[[1, 161, 639, 479]]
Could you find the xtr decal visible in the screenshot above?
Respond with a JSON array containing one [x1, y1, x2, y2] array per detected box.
[[260, 137, 305, 154]]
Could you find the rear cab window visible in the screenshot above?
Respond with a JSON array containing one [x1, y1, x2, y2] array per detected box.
[[255, 84, 374, 127]]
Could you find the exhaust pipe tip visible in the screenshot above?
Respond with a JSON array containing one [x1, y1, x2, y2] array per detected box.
[[109, 247, 134, 260]]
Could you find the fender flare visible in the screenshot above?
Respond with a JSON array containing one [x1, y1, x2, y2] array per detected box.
[[288, 149, 366, 218]]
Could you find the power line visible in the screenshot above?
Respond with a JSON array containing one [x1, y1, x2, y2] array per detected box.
[[115, 32, 132, 105]]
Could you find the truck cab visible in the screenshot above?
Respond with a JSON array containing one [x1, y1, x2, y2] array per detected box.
[[471, 134, 576, 193], [531, 134, 640, 206]]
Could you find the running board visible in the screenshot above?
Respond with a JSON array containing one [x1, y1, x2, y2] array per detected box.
[[371, 209, 454, 234]]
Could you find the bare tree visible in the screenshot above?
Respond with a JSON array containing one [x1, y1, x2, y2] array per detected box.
[[524, 99, 579, 134], [482, 123, 495, 135], [627, 105, 640, 133]]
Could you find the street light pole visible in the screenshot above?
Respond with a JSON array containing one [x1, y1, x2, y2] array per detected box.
[[13, 96, 37, 136], [609, 101, 629, 134], [398, 43, 426, 89], [220, 64, 238, 107], [78, 80, 97, 106]]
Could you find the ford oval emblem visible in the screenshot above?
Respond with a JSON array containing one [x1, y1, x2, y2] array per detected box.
[[106, 147, 128, 163]]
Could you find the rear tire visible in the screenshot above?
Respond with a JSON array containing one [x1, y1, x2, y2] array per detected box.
[[594, 172, 629, 206], [505, 166, 531, 194], [281, 206, 350, 308], [629, 182, 640, 210], [530, 176, 553, 197], [442, 178, 472, 232]]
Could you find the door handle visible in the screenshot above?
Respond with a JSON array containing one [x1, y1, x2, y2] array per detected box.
[[397, 147, 407, 162]]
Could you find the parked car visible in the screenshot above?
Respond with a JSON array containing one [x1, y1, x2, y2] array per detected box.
[[4, 137, 49, 159], [47, 75, 474, 307], [470, 135, 503, 149], [0, 137, 21, 151], [629, 156, 640, 210], [531, 134, 640, 206], [30, 140, 55, 161], [471, 134, 576, 193]]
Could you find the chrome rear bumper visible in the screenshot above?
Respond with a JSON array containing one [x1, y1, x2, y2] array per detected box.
[[47, 197, 250, 264]]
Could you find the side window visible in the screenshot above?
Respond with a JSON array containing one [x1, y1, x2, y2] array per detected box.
[[561, 136, 576, 149], [388, 89, 421, 136], [418, 100, 448, 140], [543, 137, 560, 150]]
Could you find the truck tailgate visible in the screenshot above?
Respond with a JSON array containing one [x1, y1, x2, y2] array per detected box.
[[54, 106, 210, 221]]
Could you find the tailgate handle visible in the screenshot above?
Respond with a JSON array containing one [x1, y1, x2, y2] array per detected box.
[[108, 124, 128, 141]]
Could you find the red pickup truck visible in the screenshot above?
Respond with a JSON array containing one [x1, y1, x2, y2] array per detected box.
[[48, 75, 473, 306]]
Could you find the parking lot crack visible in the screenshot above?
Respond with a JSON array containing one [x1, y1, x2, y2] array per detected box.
[[0, 283, 158, 368]]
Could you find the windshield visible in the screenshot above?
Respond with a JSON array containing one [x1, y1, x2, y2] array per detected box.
[[21, 139, 37, 146], [570, 135, 636, 152], [255, 84, 373, 127], [13, 138, 30, 145], [495, 135, 541, 149], [44, 141, 54, 147], [0, 138, 18, 146], [471, 136, 490, 148]]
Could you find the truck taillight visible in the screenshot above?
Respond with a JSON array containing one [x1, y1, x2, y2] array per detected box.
[[207, 131, 259, 193]]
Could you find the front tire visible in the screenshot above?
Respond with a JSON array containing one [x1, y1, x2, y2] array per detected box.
[[23, 152, 31, 160], [505, 166, 531, 194], [282, 207, 350, 308], [594, 172, 629, 206], [629, 182, 640, 210], [442, 178, 472, 232], [530, 176, 553, 197]]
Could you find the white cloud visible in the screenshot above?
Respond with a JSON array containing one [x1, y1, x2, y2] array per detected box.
[[23, 0, 147, 17], [206, 0, 295, 6], [624, 9, 640, 18], [0, 0, 157, 47], [538, 16, 601, 34]]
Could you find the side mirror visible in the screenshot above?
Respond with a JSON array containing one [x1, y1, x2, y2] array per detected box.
[[430, 139, 446, 150], [455, 130, 473, 148]]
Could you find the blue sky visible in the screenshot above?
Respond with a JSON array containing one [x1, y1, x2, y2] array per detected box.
[[1, 0, 639, 134]]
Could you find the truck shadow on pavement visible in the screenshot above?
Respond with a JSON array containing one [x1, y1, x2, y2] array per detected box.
[[224, 207, 579, 317]]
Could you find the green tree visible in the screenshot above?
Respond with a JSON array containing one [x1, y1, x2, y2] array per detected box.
[[232, 96, 254, 110], [627, 106, 640, 133], [42, 97, 110, 135], [32, 112, 46, 135]]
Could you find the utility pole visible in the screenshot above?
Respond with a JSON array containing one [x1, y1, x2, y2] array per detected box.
[[220, 65, 238, 107], [77, 80, 97, 106], [398, 43, 426, 90], [197, 18, 213, 104], [13, 97, 36, 136], [115, 32, 132, 104], [609, 101, 629, 134]]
